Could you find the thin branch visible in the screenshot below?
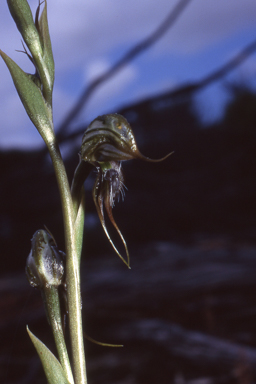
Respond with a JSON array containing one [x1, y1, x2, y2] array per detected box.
[[143, 38, 256, 103], [56, 0, 193, 140], [200, 39, 256, 88], [56, 37, 256, 146]]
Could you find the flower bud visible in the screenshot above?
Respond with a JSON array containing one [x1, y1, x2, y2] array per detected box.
[[26, 230, 72, 381], [26, 229, 65, 289]]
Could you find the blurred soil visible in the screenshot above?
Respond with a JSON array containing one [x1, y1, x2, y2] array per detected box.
[[1, 240, 256, 384]]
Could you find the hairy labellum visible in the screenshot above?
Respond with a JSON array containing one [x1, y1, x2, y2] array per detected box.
[[93, 161, 129, 267], [102, 162, 125, 207]]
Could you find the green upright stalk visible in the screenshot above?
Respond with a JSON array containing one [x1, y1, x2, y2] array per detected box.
[[47, 140, 87, 384], [43, 286, 74, 384]]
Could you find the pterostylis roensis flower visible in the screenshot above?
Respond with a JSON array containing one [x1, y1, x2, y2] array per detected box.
[[78, 113, 173, 268], [0, 1, 172, 382]]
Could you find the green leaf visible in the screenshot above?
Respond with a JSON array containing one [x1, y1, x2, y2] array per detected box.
[[38, 0, 55, 94], [7, 0, 43, 57], [7, 0, 54, 106], [0, 50, 55, 145], [27, 326, 70, 384]]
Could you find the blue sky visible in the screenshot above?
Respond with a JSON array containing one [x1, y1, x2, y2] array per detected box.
[[1, 0, 256, 148]]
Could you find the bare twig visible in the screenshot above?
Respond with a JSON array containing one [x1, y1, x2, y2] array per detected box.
[[55, 37, 256, 146], [56, 0, 193, 140], [136, 37, 256, 104]]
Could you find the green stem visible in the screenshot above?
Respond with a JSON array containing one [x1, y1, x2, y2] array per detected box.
[[43, 287, 74, 384], [74, 193, 86, 265], [47, 139, 87, 384], [71, 159, 93, 216]]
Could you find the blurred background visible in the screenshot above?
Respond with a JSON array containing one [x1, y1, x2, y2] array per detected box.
[[1, 0, 256, 383]]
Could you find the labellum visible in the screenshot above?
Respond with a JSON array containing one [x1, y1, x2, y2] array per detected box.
[[92, 161, 130, 268]]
